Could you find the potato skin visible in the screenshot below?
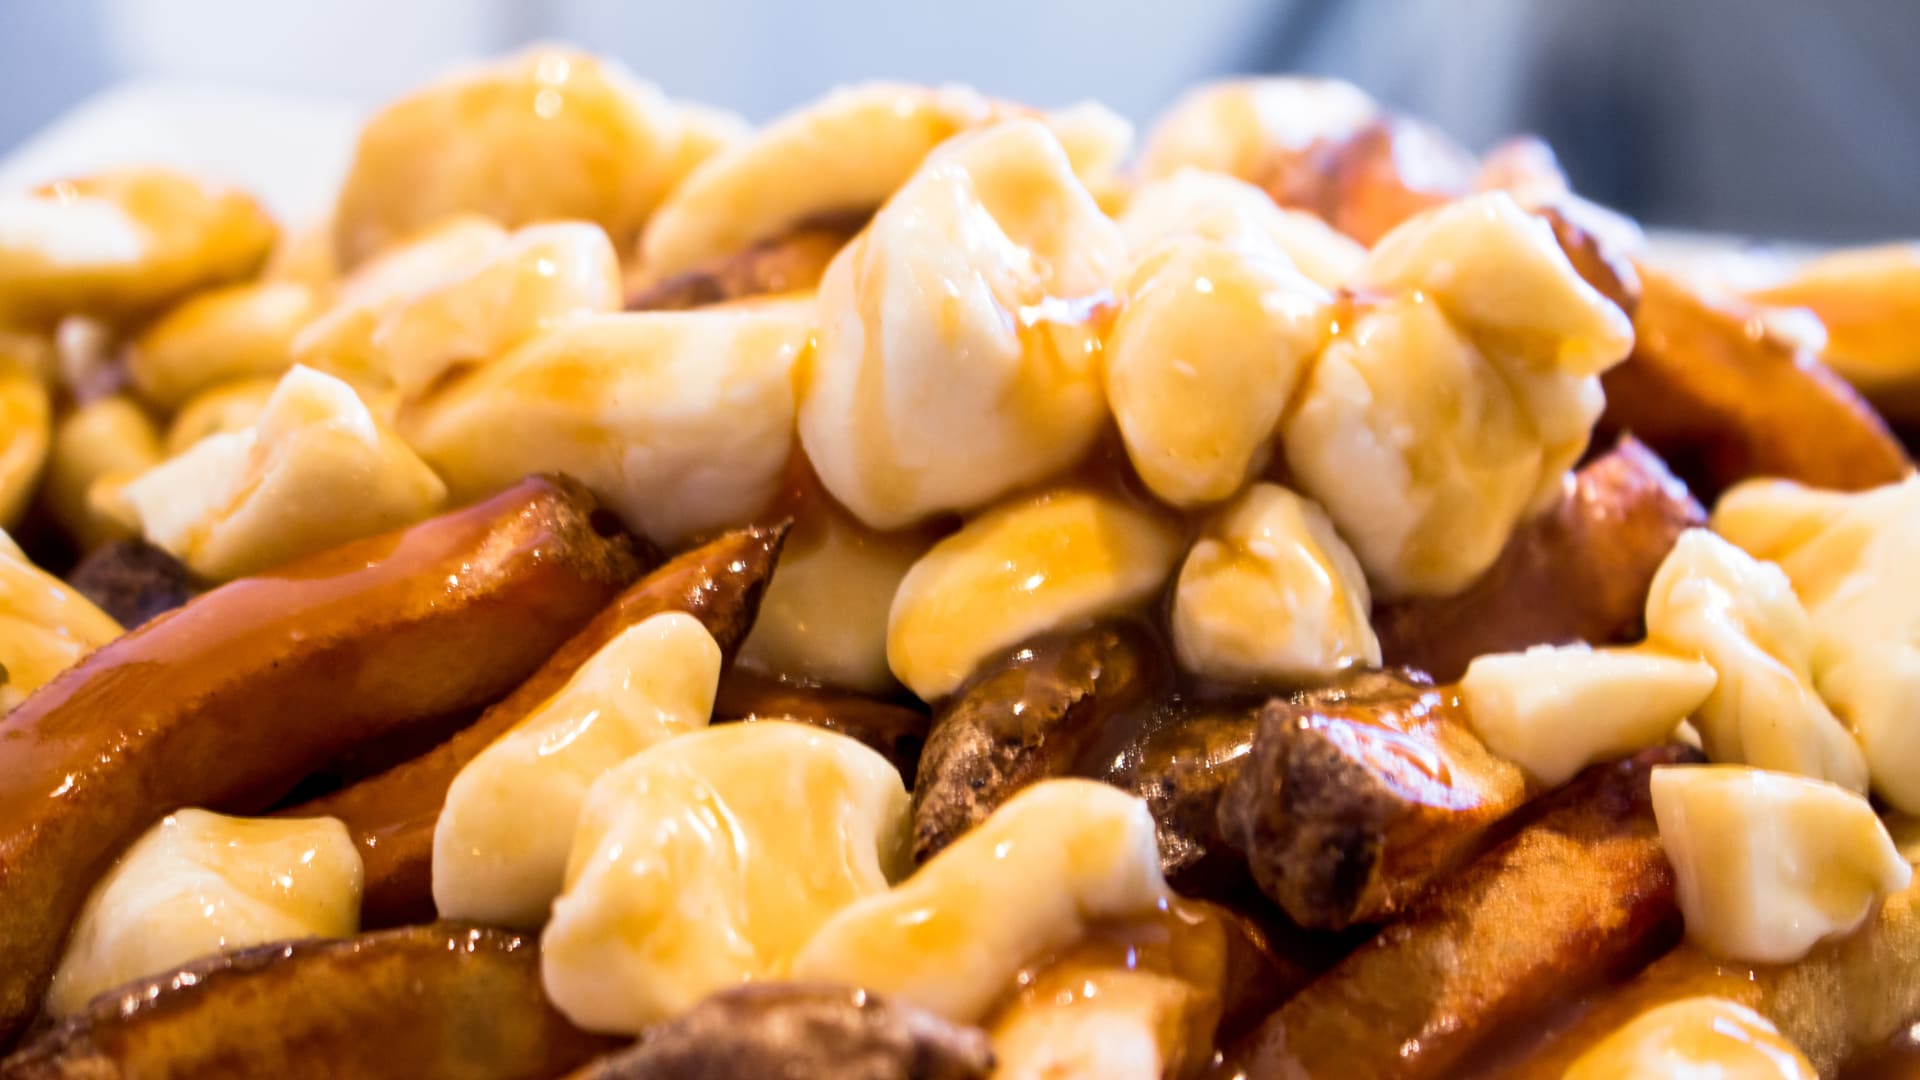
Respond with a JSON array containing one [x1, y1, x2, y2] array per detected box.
[[625, 219, 860, 312], [563, 983, 993, 1080], [65, 539, 201, 629], [288, 523, 787, 926], [1227, 745, 1700, 1080], [1, 924, 618, 1079], [1375, 436, 1704, 683], [712, 669, 931, 782], [910, 620, 1167, 863], [0, 475, 642, 1044]]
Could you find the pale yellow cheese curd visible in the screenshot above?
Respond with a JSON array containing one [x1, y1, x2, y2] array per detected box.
[[47, 810, 362, 1016], [1565, 997, 1817, 1080], [0, 529, 120, 711]]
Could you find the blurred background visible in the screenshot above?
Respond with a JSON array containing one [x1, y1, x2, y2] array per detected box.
[[1, 0, 1913, 242]]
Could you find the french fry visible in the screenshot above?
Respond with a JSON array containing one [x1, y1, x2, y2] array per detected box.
[[563, 983, 991, 1080], [910, 621, 1167, 862], [1491, 878, 1920, 1079], [1375, 436, 1703, 683], [1225, 745, 1698, 1080], [712, 668, 931, 781], [1598, 266, 1909, 499], [1216, 671, 1531, 929], [625, 219, 861, 311], [1, 925, 618, 1079], [0, 475, 640, 1044], [286, 523, 786, 926]]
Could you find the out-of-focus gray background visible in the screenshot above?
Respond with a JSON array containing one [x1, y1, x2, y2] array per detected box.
[[2, 0, 1913, 243]]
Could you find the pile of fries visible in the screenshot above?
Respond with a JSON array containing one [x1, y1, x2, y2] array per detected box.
[[1, 46, 1918, 1080]]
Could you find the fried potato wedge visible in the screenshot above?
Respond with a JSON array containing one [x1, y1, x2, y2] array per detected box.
[[1493, 878, 1920, 1079], [625, 218, 861, 311], [0, 924, 617, 1079], [1226, 745, 1698, 1080], [911, 621, 1167, 862], [1748, 244, 1920, 425], [1599, 266, 1909, 499], [64, 539, 200, 629], [1374, 436, 1703, 683], [1262, 117, 1476, 246], [1217, 671, 1531, 929], [0, 475, 640, 1042], [713, 668, 931, 781], [1100, 699, 1263, 886], [288, 523, 786, 926], [563, 983, 992, 1080]]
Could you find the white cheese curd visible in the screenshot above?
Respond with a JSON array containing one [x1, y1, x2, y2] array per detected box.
[[887, 488, 1182, 701], [540, 721, 909, 1034], [117, 365, 447, 580], [1170, 483, 1377, 683], [433, 612, 721, 929], [790, 779, 1169, 1024], [798, 120, 1125, 529], [1652, 765, 1909, 965], [47, 810, 362, 1016], [1461, 643, 1717, 786], [1645, 530, 1868, 792]]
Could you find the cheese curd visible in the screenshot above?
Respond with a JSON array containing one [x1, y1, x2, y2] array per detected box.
[[399, 302, 805, 547], [44, 396, 163, 549], [1138, 77, 1379, 183], [1170, 483, 1377, 683], [1564, 997, 1817, 1080], [1460, 643, 1718, 786], [791, 779, 1169, 1023], [1105, 236, 1328, 507], [1713, 476, 1920, 814], [0, 168, 277, 327], [541, 721, 909, 1034], [799, 120, 1125, 529], [1651, 765, 1910, 965], [332, 47, 681, 267], [1646, 530, 1869, 792], [291, 214, 509, 385], [1357, 191, 1635, 379], [1117, 168, 1366, 289], [737, 491, 936, 693], [125, 281, 318, 410], [0, 362, 49, 528], [0, 529, 120, 710], [434, 612, 721, 929], [165, 378, 279, 456], [1279, 195, 1629, 598], [638, 83, 1129, 281], [118, 365, 447, 580], [46, 810, 362, 1016], [887, 488, 1182, 701], [366, 222, 622, 400], [1280, 294, 1545, 598], [989, 965, 1205, 1080]]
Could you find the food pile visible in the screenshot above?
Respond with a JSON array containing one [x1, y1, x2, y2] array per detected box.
[[1, 45, 1918, 1080]]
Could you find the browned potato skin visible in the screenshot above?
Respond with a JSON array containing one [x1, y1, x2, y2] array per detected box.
[[1489, 879, 1920, 1080], [1100, 699, 1262, 885], [1226, 745, 1699, 1080], [288, 523, 787, 927], [563, 983, 992, 1080], [1216, 671, 1531, 930], [1263, 117, 1476, 246], [713, 668, 931, 781], [64, 539, 201, 629], [0, 924, 618, 1079], [1598, 266, 1910, 499], [0, 475, 639, 1045], [910, 620, 1167, 863], [625, 220, 859, 311], [1374, 436, 1703, 683]]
